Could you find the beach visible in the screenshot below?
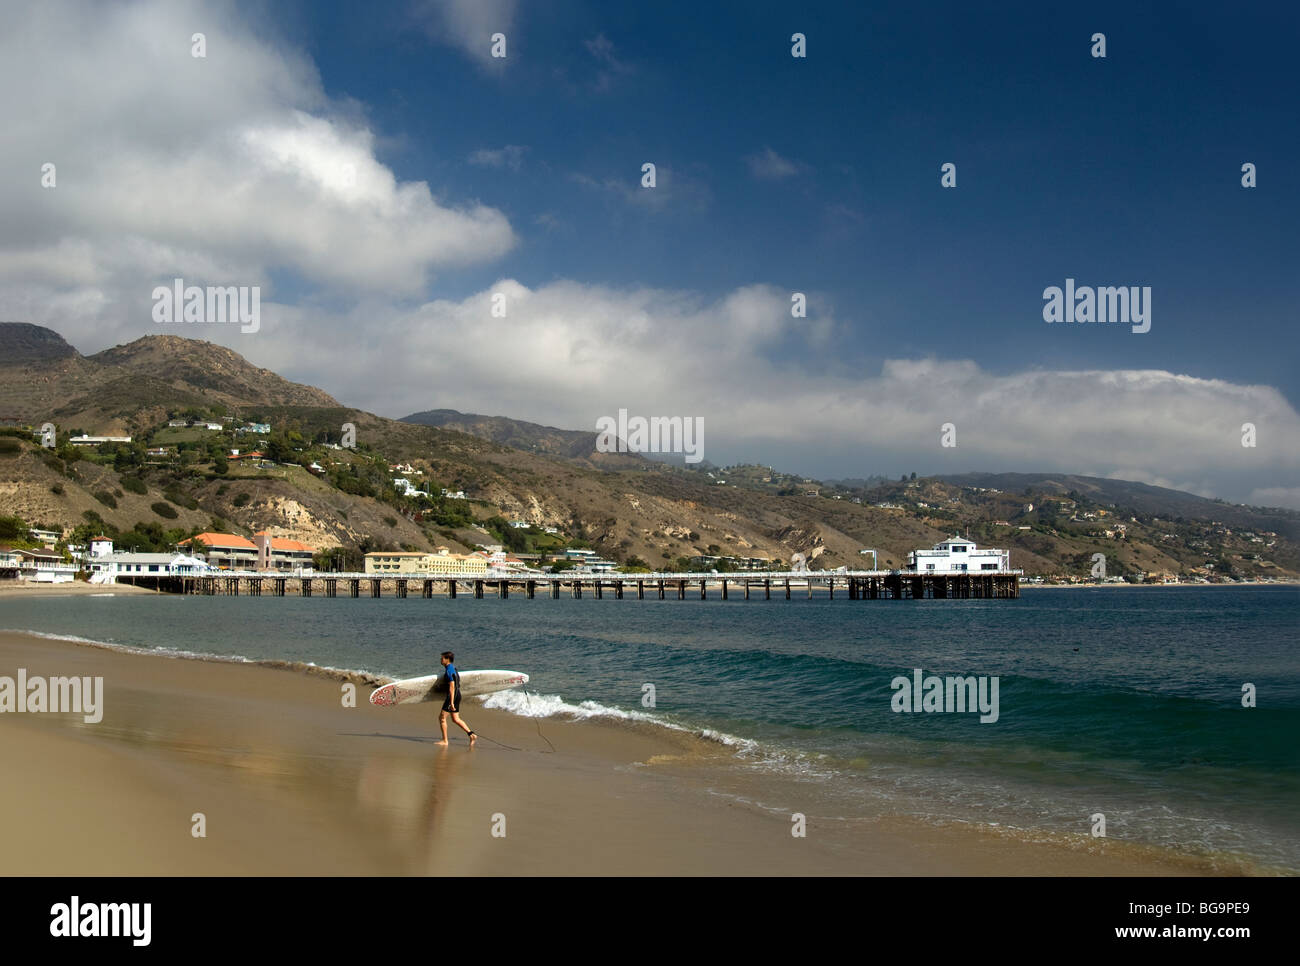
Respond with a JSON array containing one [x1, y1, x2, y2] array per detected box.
[[0, 581, 161, 598], [0, 628, 1231, 876]]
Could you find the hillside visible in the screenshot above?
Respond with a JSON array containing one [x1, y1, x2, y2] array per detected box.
[[0, 323, 337, 437], [400, 408, 645, 471], [2, 323, 1297, 580]]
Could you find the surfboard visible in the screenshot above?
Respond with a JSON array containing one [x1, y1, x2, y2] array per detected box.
[[369, 669, 529, 707]]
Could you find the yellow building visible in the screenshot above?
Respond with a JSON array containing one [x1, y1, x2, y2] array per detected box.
[[422, 547, 488, 575], [363, 548, 488, 575]]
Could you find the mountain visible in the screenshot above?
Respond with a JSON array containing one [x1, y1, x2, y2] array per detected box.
[[934, 472, 1300, 542], [0, 322, 79, 365], [400, 408, 644, 470], [2, 323, 1296, 579], [0, 324, 337, 434]]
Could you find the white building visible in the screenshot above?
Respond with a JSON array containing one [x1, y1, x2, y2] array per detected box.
[[393, 478, 422, 497], [907, 536, 1011, 573], [16, 549, 78, 583], [68, 435, 132, 446], [91, 552, 210, 583]]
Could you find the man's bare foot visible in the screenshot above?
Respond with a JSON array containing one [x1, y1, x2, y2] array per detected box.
[[468, 731, 477, 745], [434, 739, 449, 745]]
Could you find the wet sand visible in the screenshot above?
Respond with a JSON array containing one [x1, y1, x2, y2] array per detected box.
[[0, 630, 1226, 875], [0, 581, 160, 598]]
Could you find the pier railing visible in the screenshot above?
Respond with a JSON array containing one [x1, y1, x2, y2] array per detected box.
[[116, 568, 1021, 600]]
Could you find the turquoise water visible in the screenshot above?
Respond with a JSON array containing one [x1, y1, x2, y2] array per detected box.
[[4, 586, 1298, 870]]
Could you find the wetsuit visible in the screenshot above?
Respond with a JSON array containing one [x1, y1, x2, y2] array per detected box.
[[441, 663, 461, 713]]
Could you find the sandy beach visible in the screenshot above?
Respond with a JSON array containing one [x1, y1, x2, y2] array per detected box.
[[0, 629, 1245, 875], [0, 580, 161, 598]]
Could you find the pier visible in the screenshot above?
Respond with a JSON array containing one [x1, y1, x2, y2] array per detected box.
[[115, 569, 1021, 600]]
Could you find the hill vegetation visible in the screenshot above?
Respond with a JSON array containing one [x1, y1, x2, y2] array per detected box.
[[2, 322, 1296, 580]]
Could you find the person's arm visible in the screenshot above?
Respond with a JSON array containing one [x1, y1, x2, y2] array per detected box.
[[447, 674, 456, 706]]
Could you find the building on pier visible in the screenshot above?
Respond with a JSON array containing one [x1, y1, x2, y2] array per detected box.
[[91, 552, 210, 583], [907, 536, 1011, 573]]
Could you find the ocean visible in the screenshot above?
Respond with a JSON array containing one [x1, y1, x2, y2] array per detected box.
[[4, 585, 1297, 872]]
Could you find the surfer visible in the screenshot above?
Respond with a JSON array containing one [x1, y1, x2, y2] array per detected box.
[[436, 651, 477, 746]]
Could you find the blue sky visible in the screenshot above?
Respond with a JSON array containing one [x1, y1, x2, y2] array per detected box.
[[1, 0, 1297, 504], [279, 0, 1298, 395]]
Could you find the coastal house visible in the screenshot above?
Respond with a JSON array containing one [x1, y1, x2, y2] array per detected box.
[[238, 423, 271, 434], [0, 547, 21, 578], [254, 532, 315, 573], [363, 549, 488, 576], [907, 537, 1012, 573], [91, 552, 210, 583], [363, 551, 425, 574], [16, 549, 77, 583], [393, 477, 422, 498], [178, 532, 258, 570], [426, 548, 489, 575], [440, 489, 466, 500], [173, 532, 315, 572], [29, 528, 61, 549]]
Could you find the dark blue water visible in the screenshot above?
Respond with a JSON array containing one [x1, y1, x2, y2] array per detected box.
[[4, 586, 1297, 870]]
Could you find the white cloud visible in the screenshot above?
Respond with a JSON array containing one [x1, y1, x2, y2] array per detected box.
[[746, 147, 804, 180], [0, 0, 516, 338], [252, 279, 1300, 506], [468, 145, 528, 171], [571, 165, 712, 212], [584, 33, 633, 91], [415, 0, 517, 67], [1246, 488, 1300, 511]]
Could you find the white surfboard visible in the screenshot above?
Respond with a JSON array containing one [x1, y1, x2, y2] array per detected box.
[[369, 669, 529, 707]]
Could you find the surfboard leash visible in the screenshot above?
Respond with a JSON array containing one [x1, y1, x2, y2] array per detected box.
[[524, 687, 556, 753], [469, 687, 555, 754]]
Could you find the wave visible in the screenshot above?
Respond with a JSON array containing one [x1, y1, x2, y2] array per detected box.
[[479, 687, 840, 779]]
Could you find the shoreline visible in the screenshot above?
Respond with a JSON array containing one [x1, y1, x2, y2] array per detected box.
[[0, 581, 163, 598], [0, 627, 1271, 875]]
